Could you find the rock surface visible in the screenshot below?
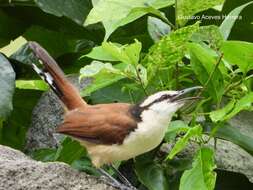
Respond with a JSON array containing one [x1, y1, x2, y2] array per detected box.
[[0, 145, 115, 190], [25, 77, 91, 152]]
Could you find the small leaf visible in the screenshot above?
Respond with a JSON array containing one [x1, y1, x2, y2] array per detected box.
[[148, 16, 171, 42], [84, 0, 174, 40], [224, 92, 253, 120], [209, 99, 236, 122], [219, 1, 253, 40], [177, 0, 225, 26], [166, 125, 202, 160], [16, 80, 49, 91], [189, 43, 224, 102], [83, 46, 119, 61], [0, 54, 15, 119], [31, 148, 57, 162], [102, 40, 142, 65], [179, 147, 216, 190], [55, 137, 86, 165], [221, 41, 253, 74]]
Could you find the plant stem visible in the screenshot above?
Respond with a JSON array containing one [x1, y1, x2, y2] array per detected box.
[[134, 66, 148, 96], [197, 53, 224, 98]]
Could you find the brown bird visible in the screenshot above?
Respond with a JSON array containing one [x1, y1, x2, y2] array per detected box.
[[29, 41, 201, 169]]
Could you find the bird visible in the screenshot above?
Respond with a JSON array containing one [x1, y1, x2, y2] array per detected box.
[[29, 41, 201, 187]]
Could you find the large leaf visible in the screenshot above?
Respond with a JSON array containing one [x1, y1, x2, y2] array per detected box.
[[203, 122, 253, 156], [191, 25, 224, 49], [219, 1, 253, 40], [0, 54, 15, 119], [143, 23, 199, 74], [166, 125, 202, 160], [221, 41, 253, 74], [177, 0, 225, 26], [0, 89, 42, 150], [35, 0, 92, 25], [179, 147, 216, 190], [80, 61, 126, 96], [55, 137, 86, 164], [23, 26, 80, 58], [0, 10, 27, 47], [84, 0, 174, 40], [135, 153, 169, 190], [147, 16, 171, 42], [188, 43, 224, 102]]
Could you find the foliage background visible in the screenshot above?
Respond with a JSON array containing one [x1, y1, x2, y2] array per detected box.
[[0, 0, 253, 190]]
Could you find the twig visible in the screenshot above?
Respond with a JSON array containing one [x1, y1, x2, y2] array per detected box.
[[134, 66, 148, 96]]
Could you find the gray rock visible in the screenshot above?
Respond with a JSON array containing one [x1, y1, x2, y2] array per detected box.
[[0, 145, 116, 190], [25, 76, 91, 152]]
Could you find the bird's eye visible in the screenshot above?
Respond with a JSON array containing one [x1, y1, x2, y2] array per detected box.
[[161, 94, 170, 100]]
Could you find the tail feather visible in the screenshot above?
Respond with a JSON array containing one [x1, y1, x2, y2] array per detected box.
[[29, 41, 86, 110]]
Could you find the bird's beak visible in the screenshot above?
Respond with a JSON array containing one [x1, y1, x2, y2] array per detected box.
[[171, 86, 202, 102]]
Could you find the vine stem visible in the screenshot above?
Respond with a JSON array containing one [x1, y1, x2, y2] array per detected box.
[[196, 53, 224, 98], [182, 53, 224, 114]]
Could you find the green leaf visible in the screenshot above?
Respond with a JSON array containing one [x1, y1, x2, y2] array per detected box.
[[16, 80, 49, 91], [147, 16, 171, 42], [0, 89, 42, 150], [219, 1, 253, 40], [188, 43, 224, 102], [191, 25, 224, 49], [55, 137, 86, 165], [89, 79, 136, 104], [164, 120, 189, 142], [224, 92, 253, 120], [83, 46, 119, 61], [0, 10, 27, 47], [80, 61, 126, 96], [177, 0, 225, 26], [35, 0, 92, 25], [84, 0, 174, 40], [166, 125, 202, 160], [135, 153, 169, 190], [179, 147, 216, 190], [203, 122, 253, 156], [0, 54, 15, 119], [209, 99, 236, 122], [102, 40, 142, 65], [31, 148, 57, 162], [221, 41, 253, 74], [143, 23, 199, 72]]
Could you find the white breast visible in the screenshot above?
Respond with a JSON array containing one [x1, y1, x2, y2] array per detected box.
[[85, 109, 172, 167]]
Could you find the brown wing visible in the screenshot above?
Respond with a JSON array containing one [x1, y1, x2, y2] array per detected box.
[[56, 103, 137, 145]]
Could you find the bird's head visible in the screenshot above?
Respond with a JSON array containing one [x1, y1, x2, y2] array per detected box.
[[136, 86, 202, 120]]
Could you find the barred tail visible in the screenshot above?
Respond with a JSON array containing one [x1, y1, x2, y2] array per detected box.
[[29, 41, 86, 110]]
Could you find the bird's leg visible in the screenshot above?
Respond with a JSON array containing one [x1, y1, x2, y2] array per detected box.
[[97, 168, 135, 190], [110, 164, 134, 188]]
